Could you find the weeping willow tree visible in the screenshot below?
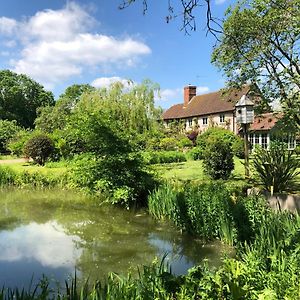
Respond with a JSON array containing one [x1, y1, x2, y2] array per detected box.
[[77, 80, 163, 138]]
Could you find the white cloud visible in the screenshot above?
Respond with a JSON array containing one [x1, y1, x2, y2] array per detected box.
[[215, 0, 227, 4], [91, 76, 134, 88], [155, 85, 210, 108], [0, 17, 18, 35], [157, 88, 182, 103], [0, 2, 151, 87], [197, 86, 210, 94], [0, 221, 81, 269]]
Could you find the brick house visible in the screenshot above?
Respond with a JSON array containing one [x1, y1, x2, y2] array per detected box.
[[162, 85, 297, 150]]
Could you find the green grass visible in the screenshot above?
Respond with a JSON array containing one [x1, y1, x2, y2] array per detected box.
[[0, 155, 17, 160], [3, 161, 67, 176], [154, 157, 245, 181]]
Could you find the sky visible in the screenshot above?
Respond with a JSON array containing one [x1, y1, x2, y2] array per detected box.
[[0, 0, 236, 108]]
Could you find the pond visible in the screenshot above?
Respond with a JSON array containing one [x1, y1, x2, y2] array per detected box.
[[0, 188, 230, 289]]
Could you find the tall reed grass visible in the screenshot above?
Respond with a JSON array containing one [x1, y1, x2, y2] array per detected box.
[[148, 181, 237, 244]]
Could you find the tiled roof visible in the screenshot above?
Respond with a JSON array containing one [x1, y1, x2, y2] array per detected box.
[[162, 86, 251, 120], [249, 113, 279, 131]]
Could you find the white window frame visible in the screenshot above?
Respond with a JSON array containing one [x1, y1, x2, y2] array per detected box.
[[203, 117, 208, 126], [261, 133, 268, 149], [219, 114, 225, 123]]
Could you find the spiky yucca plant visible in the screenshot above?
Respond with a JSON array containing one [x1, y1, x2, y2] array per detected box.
[[252, 142, 300, 193]]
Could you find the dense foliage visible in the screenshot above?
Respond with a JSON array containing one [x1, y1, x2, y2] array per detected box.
[[197, 127, 244, 158], [23, 134, 55, 165], [143, 150, 187, 164], [212, 0, 300, 128], [203, 136, 234, 180], [252, 142, 300, 192], [35, 84, 95, 132], [0, 70, 54, 128], [0, 120, 22, 153], [149, 182, 236, 244]]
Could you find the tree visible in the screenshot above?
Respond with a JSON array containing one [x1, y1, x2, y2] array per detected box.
[[212, 0, 300, 129], [0, 70, 54, 128], [68, 86, 156, 207], [119, 0, 222, 36], [35, 84, 95, 132], [0, 120, 22, 153], [23, 134, 54, 165]]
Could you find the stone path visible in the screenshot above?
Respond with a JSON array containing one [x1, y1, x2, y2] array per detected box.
[[0, 158, 28, 164]]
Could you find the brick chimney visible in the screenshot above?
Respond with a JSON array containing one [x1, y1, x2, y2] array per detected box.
[[184, 85, 196, 107]]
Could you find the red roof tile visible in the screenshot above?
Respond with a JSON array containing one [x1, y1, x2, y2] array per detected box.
[[249, 113, 279, 131], [162, 86, 251, 120]]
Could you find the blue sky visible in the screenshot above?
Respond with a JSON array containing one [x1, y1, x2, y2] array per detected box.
[[0, 0, 235, 108]]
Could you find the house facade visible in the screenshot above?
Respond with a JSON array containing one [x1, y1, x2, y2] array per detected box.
[[162, 85, 297, 150]]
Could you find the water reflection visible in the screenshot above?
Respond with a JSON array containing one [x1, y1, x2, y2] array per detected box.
[[0, 188, 228, 289], [0, 221, 81, 268]]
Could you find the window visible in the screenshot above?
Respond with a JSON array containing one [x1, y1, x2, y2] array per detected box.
[[219, 114, 225, 123], [255, 134, 259, 145], [287, 135, 296, 150], [261, 133, 268, 149], [249, 133, 254, 146], [188, 118, 193, 127], [202, 117, 208, 125]]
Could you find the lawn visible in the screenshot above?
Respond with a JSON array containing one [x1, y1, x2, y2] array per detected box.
[[154, 158, 245, 181], [0, 159, 67, 177]]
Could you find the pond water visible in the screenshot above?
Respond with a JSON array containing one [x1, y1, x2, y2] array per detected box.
[[0, 188, 229, 289]]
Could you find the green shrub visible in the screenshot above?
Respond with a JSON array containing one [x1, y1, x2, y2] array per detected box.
[[23, 134, 55, 165], [186, 146, 204, 160], [143, 151, 187, 164], [0, 120, 22, 154], [252, 142, 300, 192], [7, 129, 32, 156], [295, 144, 300, 155], [232, 137, 245, 158], [177, 136, 193, 149], [203, 137, 234, 180], [71, 152, 155, 208], [0, 166, 16, 185], [159, 137, 178, 151], [197, 127, 237, 147]]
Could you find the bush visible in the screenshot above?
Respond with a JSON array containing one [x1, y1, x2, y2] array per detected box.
[[71, 152, 156, 208], [232, 137, 245, 158], [252, 142, 300, 192], [186, 146, 204, 160], [23, 134, 54, 165], [0, 120, 22, 154], [7, 129, 32, 156], [159, 137, 178, 151], [143, 151, 187, 164], [197, 127, 237, 147], [203, 137, 234, 180], [177, 136, 193, 149]]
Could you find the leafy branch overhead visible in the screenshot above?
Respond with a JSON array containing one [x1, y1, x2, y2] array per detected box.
[[119, 0, 223, 37], [212, 0, 300, 129]]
